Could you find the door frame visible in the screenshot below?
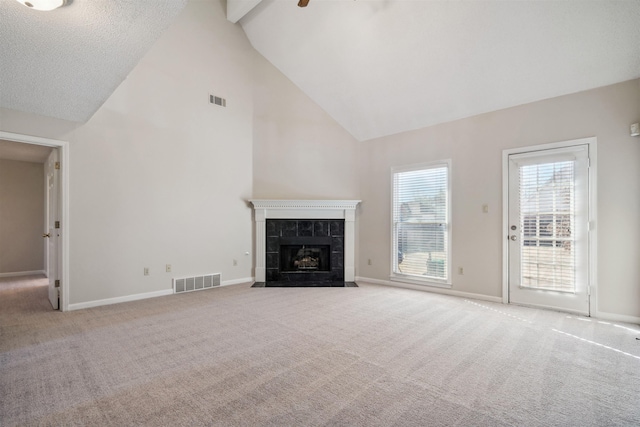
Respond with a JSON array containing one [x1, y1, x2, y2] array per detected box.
[[0, 131, 70, 311], [502, 137, 597, 316]]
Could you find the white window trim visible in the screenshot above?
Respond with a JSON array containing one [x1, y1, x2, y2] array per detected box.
[[390, 159, 452, 288]]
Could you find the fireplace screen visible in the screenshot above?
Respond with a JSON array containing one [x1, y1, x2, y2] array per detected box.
[[280, 245, 330, 272]]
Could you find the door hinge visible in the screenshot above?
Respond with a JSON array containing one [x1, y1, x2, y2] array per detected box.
[[55, 161, 60, 170], [55, 280, 60, 288], [587, 286, 591, 296], [55, 221, 60, 229]]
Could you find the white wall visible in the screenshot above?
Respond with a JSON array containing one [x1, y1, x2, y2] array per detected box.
[[358, 79, 640, 319], [0, 159, 45, 274]]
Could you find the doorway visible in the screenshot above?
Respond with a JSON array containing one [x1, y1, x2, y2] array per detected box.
[[0, 131, 69, 311], [503, 138, 596, 316]]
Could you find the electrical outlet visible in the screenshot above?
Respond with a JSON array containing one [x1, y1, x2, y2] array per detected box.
[[458, 267, 464, 275], [166, 264, 171, 273], [144, 267, 149, 276], [482, 204, 489, 213], [367, 259, 372, 265], [233, 259, 238, 266]]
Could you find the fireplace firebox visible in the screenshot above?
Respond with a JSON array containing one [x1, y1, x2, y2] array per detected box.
[[280, 239, 331, 272]]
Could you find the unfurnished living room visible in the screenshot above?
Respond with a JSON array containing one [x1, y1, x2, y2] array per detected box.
[[1, 0, 639, 426]]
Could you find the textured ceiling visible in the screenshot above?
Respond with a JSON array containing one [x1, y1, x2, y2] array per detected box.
[[240, 0, 640, 141], [0, 139, 52, 163], [0, 0, 187, 123]]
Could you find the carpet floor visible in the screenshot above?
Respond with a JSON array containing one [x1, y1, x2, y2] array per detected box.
[[1, 275, 639, 426]]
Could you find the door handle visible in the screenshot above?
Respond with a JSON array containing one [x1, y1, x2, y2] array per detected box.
[[510, 235, 517, 241], [43, 233, 51, 238]]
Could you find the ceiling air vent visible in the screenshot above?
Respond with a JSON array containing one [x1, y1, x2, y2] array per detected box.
[[209, 94, 226, 107]]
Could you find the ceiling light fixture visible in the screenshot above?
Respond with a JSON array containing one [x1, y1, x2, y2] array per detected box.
[[15, 0, 66, 11]]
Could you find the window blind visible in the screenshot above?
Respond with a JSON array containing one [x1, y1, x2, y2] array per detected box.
[[392, 164, 449, 282], [519, 160, 575, 292]]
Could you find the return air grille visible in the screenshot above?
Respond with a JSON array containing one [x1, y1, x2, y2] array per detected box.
[[209, 94, 226, 107], [174, 273, 221, 294]]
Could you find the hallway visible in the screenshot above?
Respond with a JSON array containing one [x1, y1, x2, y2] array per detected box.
[[0, 275, 53, 321]]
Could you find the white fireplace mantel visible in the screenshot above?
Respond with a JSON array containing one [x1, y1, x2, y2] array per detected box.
[[249, 200, 361, 282]]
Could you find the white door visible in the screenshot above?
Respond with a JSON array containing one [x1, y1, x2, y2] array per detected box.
[[508, 145, 590, 315], [46, 149, 60, 310]]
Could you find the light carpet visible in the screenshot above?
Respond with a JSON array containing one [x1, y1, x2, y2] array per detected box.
[[1, 275, 639, 426]]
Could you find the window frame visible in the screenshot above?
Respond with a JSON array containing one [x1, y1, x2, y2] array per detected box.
[[390, 160, 452, 287]]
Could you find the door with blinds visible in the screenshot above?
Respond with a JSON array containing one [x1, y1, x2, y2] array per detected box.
[[508, 145, 590, 315]]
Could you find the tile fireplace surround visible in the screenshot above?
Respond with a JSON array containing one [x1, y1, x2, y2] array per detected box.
[[249, 200, 360, 283]]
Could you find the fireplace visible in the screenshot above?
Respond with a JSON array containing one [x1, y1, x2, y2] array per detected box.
[[266, 220, 343, 282], [249, 200, 360, 285]]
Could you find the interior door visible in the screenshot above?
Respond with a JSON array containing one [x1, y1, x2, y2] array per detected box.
[[508, 145, 590, 315], [46, 149, 60, 310]]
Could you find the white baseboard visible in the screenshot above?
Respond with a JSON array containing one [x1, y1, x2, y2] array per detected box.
[[357, 276, 640, 323], [222, 277, 254, 287], [356, 276, 503, 304], [68, 289, 174, 311], [0, 270, 46, 278], [68, 277, 254, 311], [595, 310, 640, 325]]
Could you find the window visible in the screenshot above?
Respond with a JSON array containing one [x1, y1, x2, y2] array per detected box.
[[392, 161, 451, 285]]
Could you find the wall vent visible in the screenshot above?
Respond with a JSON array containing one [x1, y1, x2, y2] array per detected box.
[[173, 273, 221, 294], [209, 94, 226, 107]]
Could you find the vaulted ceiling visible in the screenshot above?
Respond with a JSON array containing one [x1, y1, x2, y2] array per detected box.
[[1, 0, 639, 142], [238, 0, 640, 141]]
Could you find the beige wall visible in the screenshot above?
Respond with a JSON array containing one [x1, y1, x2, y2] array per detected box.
[[65, 0, 257, 304], [0, 159, 45, 274], [358, 79, 640, 319], [252, 55, 361, 200], [0, 0, 361, 306], [1, 0, 256, 304], [0, 0, 361, 307]]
